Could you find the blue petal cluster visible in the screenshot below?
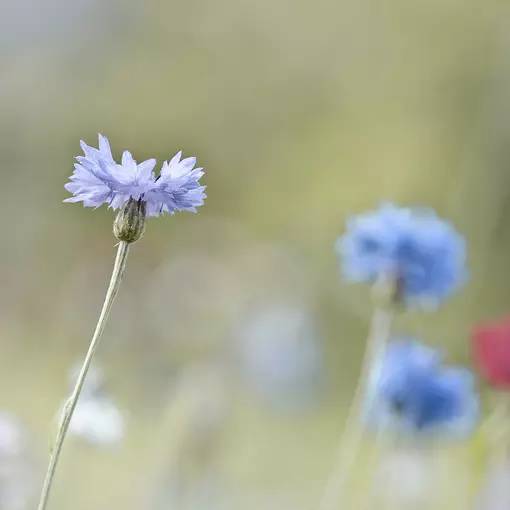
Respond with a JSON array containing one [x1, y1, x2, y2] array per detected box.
[[336, 203, 467, 304], [367, 340, 479, 437], [65, 134, 206, 217]]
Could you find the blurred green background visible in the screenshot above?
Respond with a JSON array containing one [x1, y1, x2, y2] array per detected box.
[[2, 1, 510, 509]]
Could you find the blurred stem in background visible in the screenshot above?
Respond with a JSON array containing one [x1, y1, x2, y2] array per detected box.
[[319, 277, 396, 510], [145, 363, 230, 510], [355, 425, 393, 510], [475, 392, 510, 509], [36, 240, 130, 510]]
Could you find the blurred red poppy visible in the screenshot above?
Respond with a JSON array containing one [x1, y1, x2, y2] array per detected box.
[[473, 316, 510, 389]]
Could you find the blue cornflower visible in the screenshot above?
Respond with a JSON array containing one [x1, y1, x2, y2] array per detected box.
[[367, 340, 479, 437], [336, 203, 467, 305], [64, 134, 206, 217]]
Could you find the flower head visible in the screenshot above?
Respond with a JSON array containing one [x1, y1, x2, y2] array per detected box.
[[64, 134, 206, 217], [472, 316, 510, 389], [367, 340, 479, 437], [336, 203, 467, 305]]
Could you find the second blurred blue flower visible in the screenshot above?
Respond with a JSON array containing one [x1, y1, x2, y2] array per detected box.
[[366, 340, 479, 438]]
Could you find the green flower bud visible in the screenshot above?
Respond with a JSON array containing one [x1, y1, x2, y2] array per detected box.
[[113, 198, 146, 243]]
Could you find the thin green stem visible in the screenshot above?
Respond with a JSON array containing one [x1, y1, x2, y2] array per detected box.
[[319, 303, 394, 510], [356, 426, 393, 510], [36, 241, 130, 510]]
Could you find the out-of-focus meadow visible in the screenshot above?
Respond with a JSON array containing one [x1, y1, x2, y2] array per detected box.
[[2, 1, 510, 509]]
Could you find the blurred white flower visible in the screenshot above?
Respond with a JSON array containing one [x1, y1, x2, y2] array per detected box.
[[66, 364, 124, 446], [69, 397, 124, 446]]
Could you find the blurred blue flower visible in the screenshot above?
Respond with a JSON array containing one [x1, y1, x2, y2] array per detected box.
[[65, 134, 206, 216], [367, 340, 479, 437], [237, 304, 324, 412], [336, 203, 467, 304]]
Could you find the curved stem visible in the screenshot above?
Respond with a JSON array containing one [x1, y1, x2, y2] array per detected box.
[[36, 241, 130, 510], [319, 304, 394, 510]]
